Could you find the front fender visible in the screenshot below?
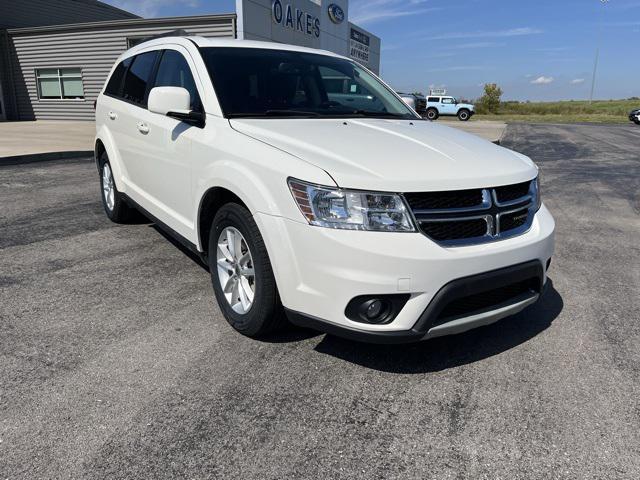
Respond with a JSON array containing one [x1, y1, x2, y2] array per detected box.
[[192, 118, 335, 250]]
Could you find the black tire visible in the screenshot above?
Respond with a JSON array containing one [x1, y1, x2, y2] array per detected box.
[[634, 119, 640, 125], [426, 108, 439, 121], [98, 152, 135, 223], [208, 203, 285, 337], [458, 109, 471, 122]]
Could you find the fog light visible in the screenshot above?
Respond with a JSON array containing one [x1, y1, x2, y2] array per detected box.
[[366, 300, 384, 320], [345, 294, 410, 325]]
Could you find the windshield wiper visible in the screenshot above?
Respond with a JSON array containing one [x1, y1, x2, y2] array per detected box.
[[227, 110, 321, 118], [350, 110, 411, 118], [265, 109, 321, 117], [324, 110, 412, 119]]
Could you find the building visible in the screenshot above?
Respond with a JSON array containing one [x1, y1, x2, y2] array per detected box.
[[0, 0, 381, 121]]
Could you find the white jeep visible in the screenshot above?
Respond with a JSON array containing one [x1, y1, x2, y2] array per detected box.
[[95, 36, 554, 343], [425, 95, 475, 121]]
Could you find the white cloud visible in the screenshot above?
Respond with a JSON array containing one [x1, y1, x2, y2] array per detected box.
[[571, 78, 586, 85], [104, 0, 199, 17], [428, 66, 487, 72], [535, 46, 571, 53], [428, 27, 543, 41], [531, 76, 554, 85], [350, 0, 439, 25], [449, 42, 505, 49]]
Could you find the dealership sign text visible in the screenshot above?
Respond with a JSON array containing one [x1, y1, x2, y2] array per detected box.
[[272, 0, 320, 37]]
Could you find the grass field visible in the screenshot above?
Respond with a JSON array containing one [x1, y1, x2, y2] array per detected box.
[[474, 99, 638, 124]]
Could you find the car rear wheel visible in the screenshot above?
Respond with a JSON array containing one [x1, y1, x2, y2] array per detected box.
[[208, 203, 285, 337], [99, 152, 135, 223], [458, 109, 471, 121], [634, 119, 640, 125], [426, 108, 439, 121]]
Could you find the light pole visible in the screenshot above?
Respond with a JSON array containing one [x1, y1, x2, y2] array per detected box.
[[590, 0, 609, 104]]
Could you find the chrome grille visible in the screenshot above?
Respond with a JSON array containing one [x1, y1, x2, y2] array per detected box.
[[406, 179, 537, 246]]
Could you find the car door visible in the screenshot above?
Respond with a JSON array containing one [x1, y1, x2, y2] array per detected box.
[[133, 46, 207, 238], [440, 97, 456, 115], [115, 50, 160, 200], [100, 56, 133, 179]]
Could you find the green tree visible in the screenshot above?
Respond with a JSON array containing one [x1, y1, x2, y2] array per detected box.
[[477, 83, 503, 114]]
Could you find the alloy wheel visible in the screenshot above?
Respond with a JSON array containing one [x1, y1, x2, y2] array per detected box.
[[102, 163, 115, 211], [216, 226, 256, 314]]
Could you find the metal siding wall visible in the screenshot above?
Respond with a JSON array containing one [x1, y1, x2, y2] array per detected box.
[[8, 18, 235, 120], [0, 0, 137, 29], [0, 31, 11, 118]]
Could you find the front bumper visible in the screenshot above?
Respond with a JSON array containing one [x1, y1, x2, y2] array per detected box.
[[255, 204, 555, 342], [286, 260, 544, 343]]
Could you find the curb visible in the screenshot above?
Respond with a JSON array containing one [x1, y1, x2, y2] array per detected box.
[[0, 150, 93, 166]]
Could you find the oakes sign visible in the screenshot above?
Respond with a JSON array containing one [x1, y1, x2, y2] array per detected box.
[[272, 0, 320, 38]]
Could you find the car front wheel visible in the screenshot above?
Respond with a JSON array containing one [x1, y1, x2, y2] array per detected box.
[[208, 203, 285, 337]]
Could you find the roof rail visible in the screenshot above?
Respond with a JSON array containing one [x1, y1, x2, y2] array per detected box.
[[137, 29, 191, 44]]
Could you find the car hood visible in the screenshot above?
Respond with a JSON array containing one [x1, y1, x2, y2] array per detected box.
[[229, 118, 537, 192], [458, 103, 475, 110]]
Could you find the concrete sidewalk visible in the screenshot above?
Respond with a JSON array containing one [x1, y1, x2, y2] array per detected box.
[[0, 119, 506, 163], [0, 121, 95, 163]]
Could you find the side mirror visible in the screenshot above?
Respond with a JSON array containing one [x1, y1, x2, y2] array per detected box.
[[148, 86, 205, 127]]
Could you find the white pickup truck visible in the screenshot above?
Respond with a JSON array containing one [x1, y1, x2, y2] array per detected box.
[[426, 95, 475, 121]]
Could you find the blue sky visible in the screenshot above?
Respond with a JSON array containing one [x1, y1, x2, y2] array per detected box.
[[103, 0, 640, 101]]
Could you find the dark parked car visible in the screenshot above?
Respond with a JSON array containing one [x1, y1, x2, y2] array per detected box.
[[397, 92, 427, 116], [629, 108, 640, 125]]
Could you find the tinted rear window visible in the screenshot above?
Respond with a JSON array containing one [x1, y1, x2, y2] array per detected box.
[[428, 97, 439, 102], [122, 51, 158, 106], [104, 57, 132, 97]]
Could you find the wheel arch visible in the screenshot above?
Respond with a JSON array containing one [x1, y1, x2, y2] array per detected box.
[[94, 128, 126, 191], [94, 138, 106, 170], [197, 186, 250, 254], [426, 107, 439, 117]]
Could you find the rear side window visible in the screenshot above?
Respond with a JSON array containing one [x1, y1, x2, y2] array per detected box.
[[428, 97, 439, 102], [104, 57, 132, 97], [153, 50, 201, 111], [122, 51, 158, 106]]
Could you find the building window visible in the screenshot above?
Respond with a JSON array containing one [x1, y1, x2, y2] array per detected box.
[[127, 37, 146, 48], [36, 68, 84, 99]]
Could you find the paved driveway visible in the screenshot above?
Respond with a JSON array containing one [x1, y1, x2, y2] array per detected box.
[[1, 123, 638, 479]]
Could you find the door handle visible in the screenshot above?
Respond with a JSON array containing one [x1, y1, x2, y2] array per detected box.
[[137, 122, 149, 134], [108, 111, 117, 120]]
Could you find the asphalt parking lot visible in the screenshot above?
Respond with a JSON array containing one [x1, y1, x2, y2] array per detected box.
[[1, 123, 639, 479]]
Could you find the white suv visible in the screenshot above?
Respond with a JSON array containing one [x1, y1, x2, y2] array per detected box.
[[95, 36, 555, 343]]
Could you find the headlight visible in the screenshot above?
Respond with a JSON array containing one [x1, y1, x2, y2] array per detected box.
[[532, 175, 542, 211], [288, 179, 416, 232]]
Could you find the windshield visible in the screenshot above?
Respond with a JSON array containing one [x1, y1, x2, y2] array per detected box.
[[201, 47, 418, 119]]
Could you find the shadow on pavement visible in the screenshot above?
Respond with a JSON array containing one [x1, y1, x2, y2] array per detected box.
[[312, 280, 563, 373]]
